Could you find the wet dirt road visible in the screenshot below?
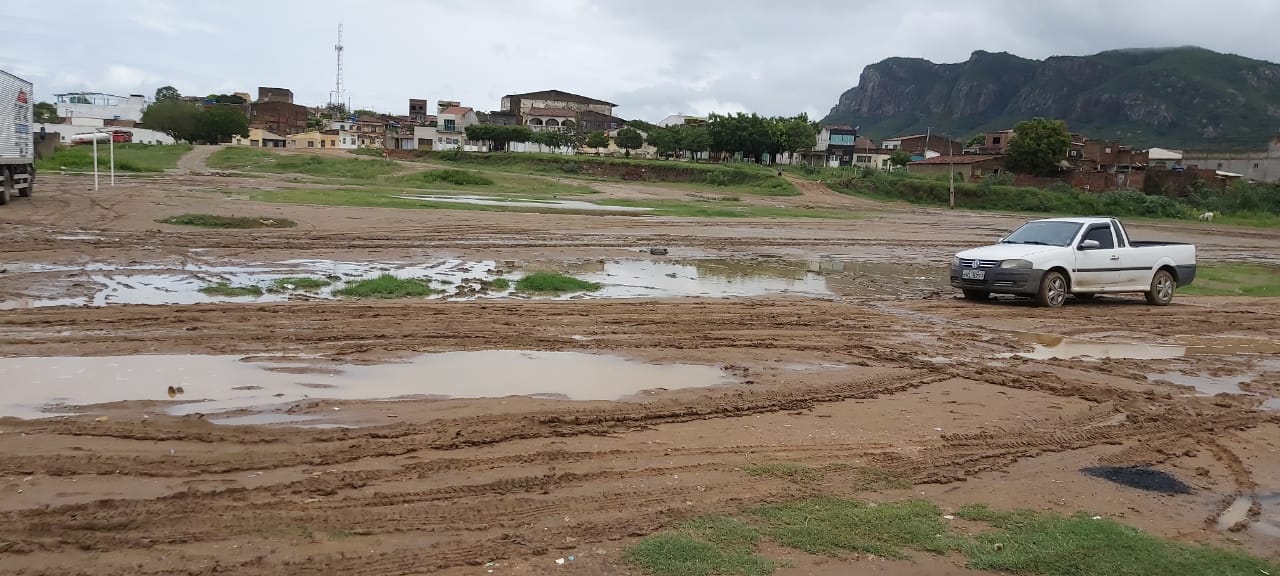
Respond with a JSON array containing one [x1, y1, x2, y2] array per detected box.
[[1, 171, 1279, 575]]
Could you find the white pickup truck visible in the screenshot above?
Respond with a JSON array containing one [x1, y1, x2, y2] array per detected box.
[[950, 217, 1196, 307]]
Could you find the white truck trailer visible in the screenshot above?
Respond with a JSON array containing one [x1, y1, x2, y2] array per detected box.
[[0, 69, 36, 205]]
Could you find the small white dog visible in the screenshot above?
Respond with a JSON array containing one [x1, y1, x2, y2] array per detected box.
[[1198, 211, 1214, 222]]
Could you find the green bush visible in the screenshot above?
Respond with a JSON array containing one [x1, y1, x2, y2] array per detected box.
[[515, 272, 601, 293], [412, 169, 494, 186], [334, 275, 435, 299]]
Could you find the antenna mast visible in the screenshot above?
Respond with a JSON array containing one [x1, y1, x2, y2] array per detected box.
[[330, 21, 346, 114]]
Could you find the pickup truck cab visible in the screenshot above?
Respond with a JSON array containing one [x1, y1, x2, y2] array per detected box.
[[950, 217, 1196, 307]]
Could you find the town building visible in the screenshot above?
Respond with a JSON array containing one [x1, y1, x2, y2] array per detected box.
[[409, 99, 429, 124], [908, 155, 1005, 180], [257, 87, 294, 103], [1183, 136, 1280, 183], [436, 104, 479, 149], [34, 122, 176, 146], [499, 90, 617, 130], [286, 130, 341, 150], [53, 92, 149, 122], [250, 100, 309, 136], [881, 134, 966, 160], [231, 128, 287, 148], [657, 114, 707, 127]]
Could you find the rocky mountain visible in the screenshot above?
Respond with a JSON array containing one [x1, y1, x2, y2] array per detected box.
[[822, 47, 1280, 149]]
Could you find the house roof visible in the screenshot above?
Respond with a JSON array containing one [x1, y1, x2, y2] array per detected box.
[[526, 107, 577, 118], [909, 154, 1003, 165], [506, 89, 617, 107], [440, 106, 474, 116]]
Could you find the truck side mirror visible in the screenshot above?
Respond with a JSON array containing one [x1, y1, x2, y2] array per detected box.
[[1078, 239, 1100, 250]]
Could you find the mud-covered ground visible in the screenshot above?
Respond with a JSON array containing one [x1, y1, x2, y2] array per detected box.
[[1, 162, 1279, 575]]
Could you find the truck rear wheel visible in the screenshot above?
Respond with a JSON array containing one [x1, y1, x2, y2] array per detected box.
[[1034, 270, 1068, 308], [17, 170, 31, 197], [1145, 269, 1175, 306], [0, 169, 10, 206]]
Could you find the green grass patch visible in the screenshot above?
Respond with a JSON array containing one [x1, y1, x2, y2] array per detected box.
[[488, 277, 511, 291], [199, 283, 264, 297], [269, 277, 332, 291], [247, 188, 623, 214], [208, 148, 402, 179], [423, 151, 795, 194], [625, 517, 775, 576], [753, 498, 957, 559], [957, 504, 1279, 576], [848, 467, 913, 490], [628, 499, 1280, 576], [333, 274, 435, 299], [393, 169, 595, 196], [35, 143, 193, 172], [157, 214, 296, 229], [410, 169, 494, 186], [515, 272, 600, 293], [350, 147, 385, 157], [1178, 263, 1280, 296], [745, 463, 820, 481]]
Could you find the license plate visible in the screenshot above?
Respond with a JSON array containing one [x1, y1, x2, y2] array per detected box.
[[961, 270, 986, 280]]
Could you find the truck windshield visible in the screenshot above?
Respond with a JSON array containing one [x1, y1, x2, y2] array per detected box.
[[1001, 221, 1083, 247]]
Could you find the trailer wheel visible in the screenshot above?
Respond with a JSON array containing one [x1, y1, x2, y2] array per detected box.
[[17, 170, 31, 198], [0, 168, 10, 206]]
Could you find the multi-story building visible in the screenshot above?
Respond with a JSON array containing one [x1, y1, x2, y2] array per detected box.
[[257, 87, 294, 103], [53, 92, 149, 122], [1184, 136, 1280, 183], [250, 100, 308, 136], [881, 134, 966, 159], [498, 90, 617, 131], [409, 99, 429, 124], [436, 104, 479, 150]]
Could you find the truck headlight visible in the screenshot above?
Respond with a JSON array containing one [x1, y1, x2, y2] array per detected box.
[[952, 257, 961, 268], [1000, 259, 1033, 269]]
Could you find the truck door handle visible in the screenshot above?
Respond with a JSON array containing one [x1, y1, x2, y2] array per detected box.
[[1109, 256, 1120, 261]]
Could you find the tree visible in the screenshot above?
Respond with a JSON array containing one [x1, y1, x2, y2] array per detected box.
[[466, 124, 534, 151], [585, 131, 609, 154], [645, 126, 680, 156], [614, 127, 644, 156], [774, 114, 819, 157], [353, 109, 380, 118], [1004, 118, 1071, 177], [889, 149, 913, 168], [681, 125, 712, 161], [192, 104, 249, 144], [155, 86, 181, 102], [206, 94, 246, 105], [34, 102, 61, 123], [965, 133, 986, 148], [141, 99, 201, 141]]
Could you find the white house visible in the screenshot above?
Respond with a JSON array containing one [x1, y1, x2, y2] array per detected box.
[[54, 92, 149, 122], [657, 114, 706, 128]]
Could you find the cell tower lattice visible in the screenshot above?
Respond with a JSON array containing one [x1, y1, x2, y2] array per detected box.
[[330, 21, 346, 109]]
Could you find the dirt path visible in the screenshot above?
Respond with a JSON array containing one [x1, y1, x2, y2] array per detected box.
[[172, 144, 222, 174], [1, 172, 1278, 574]]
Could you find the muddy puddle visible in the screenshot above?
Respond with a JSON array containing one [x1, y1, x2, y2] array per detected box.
[[393, 194, 652, 212], [1005, 332, 1280, 361], [0, 351, 735, 419], [1217, 491, 1280, 538], [0, 257, 945, 307]]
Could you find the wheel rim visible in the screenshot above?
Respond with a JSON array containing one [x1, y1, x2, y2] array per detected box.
[[1156, 275, 1174, 302], [1048, 276, 1067, 306]]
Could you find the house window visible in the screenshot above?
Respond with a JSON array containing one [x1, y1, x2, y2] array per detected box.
[[1104, 147, 1112, 154], [1255, 163, 1261, 169], [307, 141, 314, 148], [1218, 163, 1224, 169], [855, 155, 872, 163], [992, 136, 1001, 145], [443, 119, 457, 132]]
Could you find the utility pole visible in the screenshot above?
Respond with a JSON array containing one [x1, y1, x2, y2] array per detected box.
[[948, 133, 955, 209], [92, 135, 99, 192]]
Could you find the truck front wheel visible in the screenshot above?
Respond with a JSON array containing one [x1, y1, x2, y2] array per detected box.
[[1145, 269, 1175, 306], [1035, 270, 1068, 308], [962, 290, 989, 301]]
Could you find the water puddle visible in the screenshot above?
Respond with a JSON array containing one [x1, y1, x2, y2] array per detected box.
[[0, 351, 734, 419], [566, 260, 831, 298], [393, 194, 652, 212], [1080, 466, 1192, 495], [1216, 491, 1280, 538], [1005, 332, 1280, 361], [1, 257, 854, 307], [1146, 372, 1256, 397]]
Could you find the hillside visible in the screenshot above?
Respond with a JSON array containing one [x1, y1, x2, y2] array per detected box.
[[822, 47, 1280, 149]]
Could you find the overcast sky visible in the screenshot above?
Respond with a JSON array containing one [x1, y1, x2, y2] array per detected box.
[[3, 0, 1278, 122]]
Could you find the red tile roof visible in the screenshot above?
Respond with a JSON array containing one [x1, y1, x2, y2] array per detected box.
[[525, 107, 577, 118], [440, 106, 473, 116], [909, 154, 1003, 165]]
